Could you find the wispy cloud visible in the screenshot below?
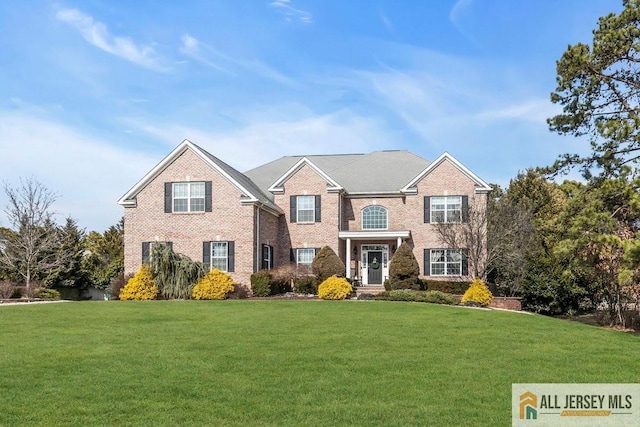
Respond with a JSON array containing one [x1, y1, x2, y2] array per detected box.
[[179, 33, 297, 86], [269, 0, 313, 24], [55, 8, 167, 72], [449, 0, 479, 45]]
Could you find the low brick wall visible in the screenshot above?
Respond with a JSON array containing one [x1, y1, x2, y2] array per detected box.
[[489, 297, 522, 311]]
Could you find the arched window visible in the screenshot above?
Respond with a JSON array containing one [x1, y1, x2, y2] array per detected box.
[[362, 205, 388, 230]]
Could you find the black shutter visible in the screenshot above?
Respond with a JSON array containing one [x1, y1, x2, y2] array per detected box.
[[167, 241, 173, 250], [424, 196, 430, 223], [261, 244, 267, 270], [205, 181, 212, 212], [164, 183, 172, 213], [142, 242, 150, 264], [203, 242, 211, 271], [461, 196, 469, 223], [424, 249, 431, 276], [290, 196, 297, 223], [314, 195, 321, 222], [227, 241, 235, 273], [290, 248, 296, 263], [462, 249, 468, 276], [269, 246, 274, 269]]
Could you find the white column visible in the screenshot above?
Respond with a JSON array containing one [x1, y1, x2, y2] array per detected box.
[[397, 236, 402, 250], [345, 238, 351, 279]]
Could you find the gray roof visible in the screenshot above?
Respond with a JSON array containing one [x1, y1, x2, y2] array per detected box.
[[244, 150, 431, 199]]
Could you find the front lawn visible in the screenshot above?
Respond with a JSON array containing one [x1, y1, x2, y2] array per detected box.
[[0, 301, 638, 426]]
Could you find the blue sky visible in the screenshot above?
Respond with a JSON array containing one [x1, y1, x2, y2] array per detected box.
[[0, 0, 622, 232]]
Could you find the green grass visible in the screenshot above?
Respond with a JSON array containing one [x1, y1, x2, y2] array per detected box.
[[0, 301, 639, 426]]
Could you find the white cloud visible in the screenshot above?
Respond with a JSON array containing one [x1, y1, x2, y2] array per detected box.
[[269, 0, 313, 24], [0, 112, 158, 232], [55, 8, 167, 72]]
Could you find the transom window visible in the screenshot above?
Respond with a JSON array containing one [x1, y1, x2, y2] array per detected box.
[[431, 196, 462, 223], [296, 196, 315, 222], [430, 249, 462, 276], [362, 206, 388, 230], [296, 248, 315, 266], [173, 182, 205, 213], [210, 242, 229, 272]]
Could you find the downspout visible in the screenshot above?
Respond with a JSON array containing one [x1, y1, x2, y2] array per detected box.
[[256, 205, 260, 273]]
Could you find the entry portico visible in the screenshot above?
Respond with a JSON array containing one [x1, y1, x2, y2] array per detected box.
[[340, 230, 411, 285]]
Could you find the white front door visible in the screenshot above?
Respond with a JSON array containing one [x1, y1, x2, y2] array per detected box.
[[361, 245, 389, 285]]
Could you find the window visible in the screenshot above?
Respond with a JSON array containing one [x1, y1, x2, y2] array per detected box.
[[203, 241, 235, 272], [173, 182, 205, 213], [296, 248, 316, 266], [430, 196, 462, 223], [426, 249, 464, 276], [290, 195, 321, 223], [362, 206, 388, 230], [262, 244, 273, 270], [296, 196, 315, 222]]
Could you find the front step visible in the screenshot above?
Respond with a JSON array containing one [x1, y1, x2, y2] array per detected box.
[[354, 285, 385, 296]]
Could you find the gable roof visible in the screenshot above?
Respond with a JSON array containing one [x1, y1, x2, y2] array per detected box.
[[401, 152, 492, 194], [245, 150, 432, 196], [117, 140, 281, 213]]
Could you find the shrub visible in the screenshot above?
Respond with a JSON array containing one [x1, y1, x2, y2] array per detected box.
[[318, 275, 352, 300], [119, 265, 158, 301], [461, 278, 493, 307], [388, 242, 420, 290], [294, 276, 319, 294], [270, 265, 297, 294], [0, 281, 14, 299], [228, 283, 250, 299], [250, 270, 272, 297], [192, 269, 235, 300], [421, 279, 471, 294], [109, 273, 133, 300], [374, 289, 457, 305], [357, 293, 375, 300], [312, 246, 345, 281], [35, 288, 61, 300]]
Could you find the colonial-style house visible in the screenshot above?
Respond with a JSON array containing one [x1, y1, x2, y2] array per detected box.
[[118, 139, 491, 290]]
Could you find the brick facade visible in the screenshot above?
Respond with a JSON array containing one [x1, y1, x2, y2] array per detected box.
[[120, 142, 489, 290]]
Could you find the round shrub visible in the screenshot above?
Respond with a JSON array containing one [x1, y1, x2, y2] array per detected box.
[[461, 278, 493, 307], [312, 246, 345, 281], [119, 265, 158, 301], [318, 275, 352, 300], [294, 276, 319, 294], [192, 269, 235, 300], [250, 270, 272, 297]]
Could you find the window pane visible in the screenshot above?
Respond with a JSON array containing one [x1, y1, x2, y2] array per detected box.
[[173, 183, 188, 197], [211, 242, 228, 272], [431, 250, 445, 263], [190, 198, 205, 212], [431, 263, 445, 275], [174, 199, 188, 212], [190, 182, 205, 197], [297, 248, 315, 265], [363, 206, 387, 230]]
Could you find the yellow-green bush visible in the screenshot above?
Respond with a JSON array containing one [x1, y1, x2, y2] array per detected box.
[[318, 275, 352, 300], [461, 278, 493, 307], [119, 265, 158, 301], [192, 269, 235, 300]]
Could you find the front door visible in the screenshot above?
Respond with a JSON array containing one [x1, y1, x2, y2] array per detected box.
[[367, 251, 383, 285]]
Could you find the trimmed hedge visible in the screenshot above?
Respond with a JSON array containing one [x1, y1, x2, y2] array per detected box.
[[374, 289, 457, 305], [250, 270, 272, 297], [294, 276, 319, 294], [421, 279, 471, 294]]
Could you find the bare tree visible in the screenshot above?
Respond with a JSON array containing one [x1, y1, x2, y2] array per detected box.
[[0, 178, 67, 293], [434, 196, 489, 281], [434, 194, 535, 294]]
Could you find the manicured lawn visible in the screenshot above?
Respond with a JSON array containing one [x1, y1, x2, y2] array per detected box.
[[0, 301, 639, 426]]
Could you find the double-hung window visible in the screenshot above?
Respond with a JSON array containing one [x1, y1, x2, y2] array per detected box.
[[428, 249, 463, 276], [430, 196, 462, 223], [296, 248, 316, 266], [362, 206, 388, 230], [173, 182, 205, 213], [203, 241, 234, 272], [296, 196, 315, 222]]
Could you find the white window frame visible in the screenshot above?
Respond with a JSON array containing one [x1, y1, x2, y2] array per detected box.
[[430, 249, 462, 276], [262, 244, 273, 270], [173, 182, 206, 213], [296, 195, 315, 223], [296, 248, 315, 266], [430, 196, 462, 223], [362, 205, 388, 230], [210, 241, 229, 272]]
